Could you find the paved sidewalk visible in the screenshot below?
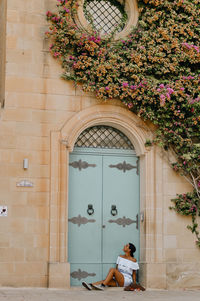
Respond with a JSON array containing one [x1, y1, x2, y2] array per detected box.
[[0, 287, 200, 301]]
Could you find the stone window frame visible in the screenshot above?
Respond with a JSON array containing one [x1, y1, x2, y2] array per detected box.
[[75, 0, 139, 39]]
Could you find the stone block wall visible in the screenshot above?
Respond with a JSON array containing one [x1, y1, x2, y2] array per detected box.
[[163, 163, 200, 289], [0, 0, 88, 287], [0, 0, 200, 289], [0, 0, 7, 107]]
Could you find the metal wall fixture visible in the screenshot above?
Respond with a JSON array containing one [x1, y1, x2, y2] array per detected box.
[[23, 158, 29, 169]]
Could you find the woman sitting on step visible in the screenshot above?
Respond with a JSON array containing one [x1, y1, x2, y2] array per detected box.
[[82, 243, 139, 290]]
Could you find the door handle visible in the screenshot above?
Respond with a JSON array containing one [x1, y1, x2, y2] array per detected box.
[[111, 205, 118, 216], [87, 204, 94, 215]]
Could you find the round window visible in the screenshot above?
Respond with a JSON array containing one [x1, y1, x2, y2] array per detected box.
[[83, 0, 127, 35], [76, 0, 138, 39]]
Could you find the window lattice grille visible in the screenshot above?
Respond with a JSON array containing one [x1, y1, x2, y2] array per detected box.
[[84, 0, 126, 34], [75, 126, 134, 150]]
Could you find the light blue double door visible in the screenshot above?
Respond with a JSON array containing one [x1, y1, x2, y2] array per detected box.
[[68, 148, 140, 286]]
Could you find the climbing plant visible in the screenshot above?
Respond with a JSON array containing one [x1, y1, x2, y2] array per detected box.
[[46, 0, 200, 246]]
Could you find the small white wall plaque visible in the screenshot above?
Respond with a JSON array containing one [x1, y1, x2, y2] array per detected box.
[[0, 206, 8, 217], [16, 180, 34, 187]]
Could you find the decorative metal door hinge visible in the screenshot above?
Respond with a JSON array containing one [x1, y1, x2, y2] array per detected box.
[[109, 159, 139, 174], [69, 159, 96, 171], [68, 214, 96, 227], [108, 214, 138, 229], [71, 268, 96, 281]]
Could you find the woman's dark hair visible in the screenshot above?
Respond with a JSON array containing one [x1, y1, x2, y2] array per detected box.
[[129, 243, 136, 257]]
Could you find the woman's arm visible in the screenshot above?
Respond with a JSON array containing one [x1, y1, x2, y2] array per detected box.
[[132, 270, 136, 283]]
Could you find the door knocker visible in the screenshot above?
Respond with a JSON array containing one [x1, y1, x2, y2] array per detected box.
[[87, 204, 94, 215], [111, 205, 118, 216]]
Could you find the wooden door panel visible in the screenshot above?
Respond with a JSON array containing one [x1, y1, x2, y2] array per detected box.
[[102, 155, 140, 263], [68, 154, 102, 267]]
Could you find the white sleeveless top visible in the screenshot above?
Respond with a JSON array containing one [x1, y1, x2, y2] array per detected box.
[[116, 256, 139, 278]]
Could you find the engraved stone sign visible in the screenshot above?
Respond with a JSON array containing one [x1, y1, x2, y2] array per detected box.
[[16, 180, 34, 187]]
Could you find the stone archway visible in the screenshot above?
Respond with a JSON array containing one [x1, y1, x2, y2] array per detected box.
[[48, 104, 166, 289], [60, 104, 148, 155]]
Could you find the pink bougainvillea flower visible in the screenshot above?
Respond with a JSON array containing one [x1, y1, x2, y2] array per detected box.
[[46, 11, 52, 16], [167, 88, 174, 94], [160, 94, 166, 106], [127, 103, 133, 109], [64, 7, 70, 13], [130, 85, 137, 90]]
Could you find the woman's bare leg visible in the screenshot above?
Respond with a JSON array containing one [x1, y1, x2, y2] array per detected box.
[[92, 279, 117, 287], [106, 279, 118, 287], [92, 268, 124, 287], [92, 280, 104, 285], [103, 268, 124, 287]]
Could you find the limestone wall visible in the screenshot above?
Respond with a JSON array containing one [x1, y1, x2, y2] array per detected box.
[[0, 0, 86, 287], [145, 149, 200, 289], [163, 163, 200, 289], [0, 0, 200, 289], [0, 0, 7, 108]]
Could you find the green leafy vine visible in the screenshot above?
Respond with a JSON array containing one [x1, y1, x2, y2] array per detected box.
[[46, 0, 200, 247]]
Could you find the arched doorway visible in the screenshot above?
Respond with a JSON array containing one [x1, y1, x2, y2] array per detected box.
[[68, 126, 140, 286], [48, 104, 161, 289]]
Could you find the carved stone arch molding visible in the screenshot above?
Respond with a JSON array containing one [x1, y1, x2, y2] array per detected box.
[[61, 104, 150, 155], [48, 104, 166, 289]]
